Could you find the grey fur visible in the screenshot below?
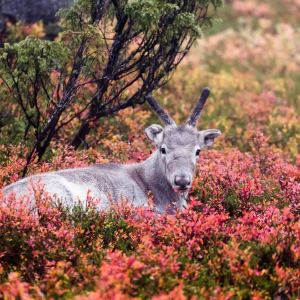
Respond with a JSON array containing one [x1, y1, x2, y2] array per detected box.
[[2, 90, 221, 214]]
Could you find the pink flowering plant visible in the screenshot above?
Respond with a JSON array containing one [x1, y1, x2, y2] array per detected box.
[[1, 131, 300, 298]]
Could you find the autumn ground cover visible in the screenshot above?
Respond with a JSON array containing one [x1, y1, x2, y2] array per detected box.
[[1, 0, 300, 299]]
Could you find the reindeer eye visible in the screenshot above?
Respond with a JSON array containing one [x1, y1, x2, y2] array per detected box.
[[196, 149, 201, 156], [161, 148, 166, 154]]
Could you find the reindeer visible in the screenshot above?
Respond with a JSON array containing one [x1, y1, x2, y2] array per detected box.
[[2, 88, 221, 214]]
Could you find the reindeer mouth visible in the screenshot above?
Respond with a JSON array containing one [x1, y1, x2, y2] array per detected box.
[[173, 188, 189, 194]]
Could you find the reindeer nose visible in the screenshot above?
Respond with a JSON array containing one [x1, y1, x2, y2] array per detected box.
[[174, 176, 191, 190]]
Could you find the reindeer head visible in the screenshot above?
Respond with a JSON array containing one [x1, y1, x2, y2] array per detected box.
[[145, 88, 221, 193]]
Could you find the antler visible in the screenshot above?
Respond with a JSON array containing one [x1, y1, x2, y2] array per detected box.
[[186, 87, 210, 127], [146, 95, 176, 126]]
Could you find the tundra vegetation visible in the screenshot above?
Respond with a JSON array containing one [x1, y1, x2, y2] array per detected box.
[[1, 0, 300, 299]]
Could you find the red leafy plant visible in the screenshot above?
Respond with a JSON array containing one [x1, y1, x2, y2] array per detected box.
[[1, 133, 300, 299]]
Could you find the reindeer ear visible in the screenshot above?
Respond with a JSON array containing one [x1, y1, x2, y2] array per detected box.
[[198, 129, 221, 150], [145, 125, 164, 146]]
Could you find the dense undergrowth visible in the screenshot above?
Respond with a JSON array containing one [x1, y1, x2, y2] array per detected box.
[[0, 133, 300, 299], [1, 134, 300, 299], [1, 0, 300, 299]]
